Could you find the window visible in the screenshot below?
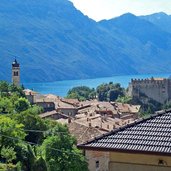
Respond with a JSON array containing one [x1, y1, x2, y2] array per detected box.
[[96, 161, 99, 169], [13, 71, 18, 76]]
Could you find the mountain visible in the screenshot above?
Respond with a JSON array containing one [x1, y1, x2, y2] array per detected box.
[[99, 13, 171, 49], [99, 13, 171, 73], [140, 12, 171, 34], [0, 0, 171, 83], [0, 0, 138, 82]]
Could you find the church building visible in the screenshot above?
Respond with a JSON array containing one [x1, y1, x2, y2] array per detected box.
[[12, 59, 20, 86]]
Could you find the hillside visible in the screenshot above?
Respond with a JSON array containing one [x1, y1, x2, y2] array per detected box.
[[99, 13, 171, 73], [0, 0, 171, 83]]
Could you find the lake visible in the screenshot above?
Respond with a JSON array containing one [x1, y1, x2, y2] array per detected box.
[[24, 73, 171, 97]]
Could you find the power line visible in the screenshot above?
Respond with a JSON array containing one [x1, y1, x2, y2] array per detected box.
[[0, 133, 82, 157], [24, 129, 69, 134]]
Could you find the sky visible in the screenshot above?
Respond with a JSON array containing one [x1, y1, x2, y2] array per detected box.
[[70, 0, 171, 21]]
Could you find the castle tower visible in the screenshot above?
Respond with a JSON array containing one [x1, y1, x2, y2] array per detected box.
[[12, 59, 20, 86]]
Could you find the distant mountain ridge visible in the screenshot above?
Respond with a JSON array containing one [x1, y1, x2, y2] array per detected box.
[[0, 0, 171, 83], [140, 12, 171, 34]]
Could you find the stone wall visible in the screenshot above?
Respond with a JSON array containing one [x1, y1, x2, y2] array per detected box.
[[85, 150, 109, 171], [128, 78, 171, 104], [12, 66, 20, 86]]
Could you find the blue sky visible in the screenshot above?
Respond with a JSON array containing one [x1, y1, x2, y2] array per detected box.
[[70, 0, 171, 21]]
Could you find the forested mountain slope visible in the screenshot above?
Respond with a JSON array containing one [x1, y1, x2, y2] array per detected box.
[[0, 0, 171, 82]]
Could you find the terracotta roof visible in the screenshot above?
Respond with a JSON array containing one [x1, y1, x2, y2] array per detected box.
[[39, 110, 58, 118], [68, 122, 104, 144], [115, 103, 140, 114], [61, 98, 79, 106], [75, 114, 123, 132], [45, 94, 60, 101], [23, 89, 38, 95], [78, 109, 171, 155]]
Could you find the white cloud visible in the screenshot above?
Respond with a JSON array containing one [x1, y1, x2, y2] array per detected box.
[[70, 0, 171, 21]]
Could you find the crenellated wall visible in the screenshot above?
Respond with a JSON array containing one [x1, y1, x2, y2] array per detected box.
[[128, 78, 171, 104]]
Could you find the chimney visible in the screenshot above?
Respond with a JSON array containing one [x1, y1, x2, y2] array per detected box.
[[104, 114, 107, 121], [89, 122, 91, 127], [68, 117, 71, 124]]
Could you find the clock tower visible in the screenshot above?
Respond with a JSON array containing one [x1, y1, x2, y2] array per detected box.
[[12, 59, 20, 86]]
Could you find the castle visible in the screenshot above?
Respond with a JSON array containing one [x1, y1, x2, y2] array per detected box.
[[128, 77, 171, 104], [12, 59, 20, 86]]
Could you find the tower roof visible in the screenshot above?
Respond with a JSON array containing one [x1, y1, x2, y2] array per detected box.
[[12, 59, 19, 67]]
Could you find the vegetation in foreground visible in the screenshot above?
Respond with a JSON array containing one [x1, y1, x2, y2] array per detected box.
[[0, 81, 88, 171]]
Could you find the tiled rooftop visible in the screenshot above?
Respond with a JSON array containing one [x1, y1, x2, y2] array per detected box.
[[68, 122, 104, 144], [78, 110, 171, 155]]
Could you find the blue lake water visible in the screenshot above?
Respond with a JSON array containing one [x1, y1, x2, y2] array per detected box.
[[24, 73, 171, 97]]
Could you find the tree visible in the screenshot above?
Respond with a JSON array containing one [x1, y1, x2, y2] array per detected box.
[[0, 81, 92, 171], [32, 157, 47, 171], [0, 81, 9, 97], [67, 86, 95, 101], [1, 147, 16, 164], [0, 81, 25, 98], [96, 84, 108, 101], [41, 123, 88, 171], [116, 95, 132, 104], [9, 84, 25, 98], [15, 144, 47, 171], [13, 111, 47, 144], [0, 115, 25, 159], [41, 135, 88, 171], [108, 89, 121, 101], [26, 105, 43, 115], [14, 97, 30, 113], [96, 82, 124, 101], [0, 97, 14, 114]]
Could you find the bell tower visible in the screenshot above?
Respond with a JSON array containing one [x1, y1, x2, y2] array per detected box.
[[12, 59, 20, 86]]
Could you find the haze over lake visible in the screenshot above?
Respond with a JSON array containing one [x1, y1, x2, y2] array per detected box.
[[24, 73, 171, 97]]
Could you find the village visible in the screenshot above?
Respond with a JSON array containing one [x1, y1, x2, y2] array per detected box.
[[20, 60, 171, 171], [24, 88, 141, 144], [1, 0, 171, 170], [1, 59, 171, 171]]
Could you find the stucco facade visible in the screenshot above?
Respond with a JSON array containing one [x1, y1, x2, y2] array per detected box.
[[85, 150, 171, 171]]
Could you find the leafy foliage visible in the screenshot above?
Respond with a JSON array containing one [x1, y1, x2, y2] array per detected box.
[[1, 147, 16, 164], [41, 135, 88, 171], [0, 81, 88, 170], [116, 95, 132, 104], [0, 115, 26, 148], [67, 83, 125, 102], [0, 81, 9, 96], [13, 112, 47, 144], [96, 82, 124, 101], [67, 86, 96, 101], [14, 98, 30, 113]]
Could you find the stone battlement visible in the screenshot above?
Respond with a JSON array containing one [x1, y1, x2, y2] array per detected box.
[[128, 77, 171, 104], [131, 78, 168, 85]]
